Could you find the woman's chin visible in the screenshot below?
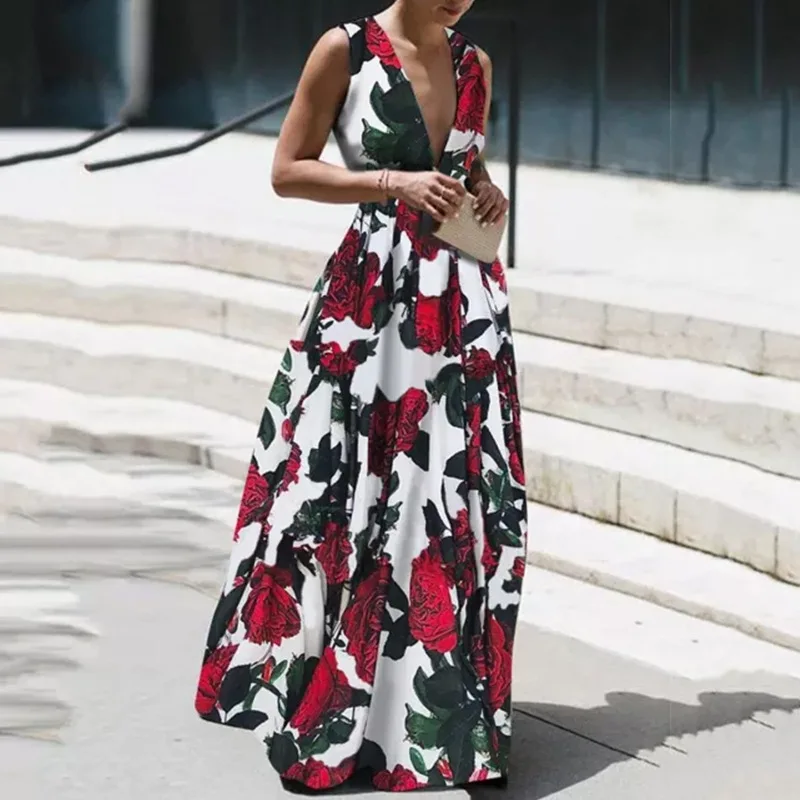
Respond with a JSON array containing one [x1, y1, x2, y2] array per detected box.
[[435, 4, 468, 23]]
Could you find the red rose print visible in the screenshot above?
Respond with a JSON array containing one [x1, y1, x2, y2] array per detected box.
[[396, 202, 442, 261], [466, 347, 495, 380], [471, 633, 488, 681], [487, 615, 513, 711], [234, 462, 271, 539], [436, 758, 454, 780], [341, 557, 391, 684], [415, 293, 446, 355], [395, 387, 429, 452], [281, 418, 294, 442], [481, 534, 499, 578], [445, 269, 462, 356], [353, 251, 386, 329], [365, 18, 402, 70], [453, 508, 476, 598], [315, 520, 354, 588], [373, 765, 422, 791], [505, 426, 525, 486], [283, 757, 356, 790], [319, 341, 360, 377], [322, 228, 361, 322], [409, 545, 458, 653], [279, 442, 303, 492], [262, 656, 276, 683], [290, 647, 352, 736], [471, 766, 491, 782], [454, 48, 486, 133], [240, 562, 301, 645], [464, 144, 480, 175], [486, 258, 507, 292], [466, 401, 482, 489], [512, 556, 526, 580], [368, 388, 429, 478], [195, 643, 237, 715]]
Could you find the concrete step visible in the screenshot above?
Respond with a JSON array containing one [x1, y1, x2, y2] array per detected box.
[[0, 382, 800, 650], [2, 245, 800, 385], [515, 333, 800, 480], [4, 254, 800, 479], [1, 315, 799, 583]]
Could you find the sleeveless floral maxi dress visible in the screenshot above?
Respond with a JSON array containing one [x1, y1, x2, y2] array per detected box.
[[194, 17, 528, 793]]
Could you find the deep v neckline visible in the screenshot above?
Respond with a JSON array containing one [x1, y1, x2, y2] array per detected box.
[[369, 17, 461, 169]]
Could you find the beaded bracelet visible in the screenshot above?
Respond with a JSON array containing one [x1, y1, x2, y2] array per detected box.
[[377, 168, 391, 201]]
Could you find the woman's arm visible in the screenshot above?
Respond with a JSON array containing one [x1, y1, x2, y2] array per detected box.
[[271, 27, 465, 219], [271, 28, 386, 204], [469, 48, 509, 226]]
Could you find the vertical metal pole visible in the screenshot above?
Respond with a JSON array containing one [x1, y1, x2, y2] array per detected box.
[[507, 18, 521, 270], [590, 0, 607, 169], [700, 81, 719, 181], [779, 86, 792, 188], [678, 0, 691, 94], [236, 0, 247, 110], [119, 0, 152, 119], [753, 0, 764, 98]]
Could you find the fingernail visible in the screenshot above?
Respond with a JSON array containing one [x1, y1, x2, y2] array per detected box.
[[481, 221, 488, 228]]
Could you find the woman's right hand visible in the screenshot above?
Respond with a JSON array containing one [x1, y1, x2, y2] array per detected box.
[[390, 171, 466, 223]]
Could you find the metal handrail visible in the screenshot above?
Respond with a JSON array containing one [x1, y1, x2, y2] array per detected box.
[[0, 121, 131, 168], [0, 0, 152, 169], [83, 91, 296, 172]]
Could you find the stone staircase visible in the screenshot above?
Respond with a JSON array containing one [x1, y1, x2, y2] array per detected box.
[[1, 234, 799, 653]]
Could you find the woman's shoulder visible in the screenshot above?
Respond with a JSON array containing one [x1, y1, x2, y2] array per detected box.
[[449, 28, 492, 71]]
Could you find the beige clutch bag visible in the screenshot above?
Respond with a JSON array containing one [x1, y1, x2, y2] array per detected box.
[[433, 192, 506, 263]]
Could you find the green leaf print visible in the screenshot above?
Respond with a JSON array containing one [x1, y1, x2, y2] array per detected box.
[[409, 746, 428, 777], [405, 704, 440, 749], [471, 721, 490, 755], [381, 81, 424, 124], [269, 659, 288, 685], [383, 501, 402, 531], [285, 655, 305, 699], [441, 702, 482, 785], [445, 381, 465, 428], [425, 665, 466, 710], [284, 499, 324, 539], [257, 408, 276, 450], [280, 348, 292, 372], [269, 371, 292, 415], [331, 391, 346, 424], [268, 732, 299, 773], [328, 717, 356, 745], [482, 469, 510, 511], [426, 363, 462, 403], [362, 119, 403, 167], [242, 683, 260, 713], [305, 734, 331, 757]]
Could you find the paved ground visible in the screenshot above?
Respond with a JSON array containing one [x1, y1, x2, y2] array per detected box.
[[2, 129, 800, 796], [1, 447, 800, 799]]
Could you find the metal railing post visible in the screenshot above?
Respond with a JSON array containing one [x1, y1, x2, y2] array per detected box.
[[506, 18, 520, 270], [590, 0, 607, 169], [780, 87, 792, 188], [0, 0, 152, 168], [700, 81, 719, 182], [677, 0, 691, 94], [753, 0, 764, 99]]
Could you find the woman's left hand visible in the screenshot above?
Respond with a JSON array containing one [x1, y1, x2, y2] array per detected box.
[[471, 180, 509, 227]]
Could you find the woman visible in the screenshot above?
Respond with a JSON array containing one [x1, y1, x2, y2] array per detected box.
[[194, 0, 527, 792]]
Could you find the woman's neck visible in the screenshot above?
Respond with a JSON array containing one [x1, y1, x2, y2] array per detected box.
[[380, 1, 445, 47]]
